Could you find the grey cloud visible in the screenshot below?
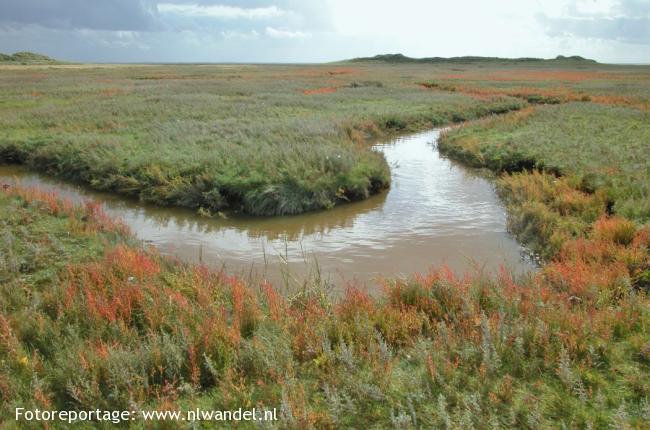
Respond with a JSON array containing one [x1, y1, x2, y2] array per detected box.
[[0, 1, 334, 62], [0, 0, 159, 31], [0, 1, 331, 32]]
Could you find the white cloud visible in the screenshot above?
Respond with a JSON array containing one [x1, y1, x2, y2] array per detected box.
[[265, 27, 310, 39], [221, 29, 260, 40], [158, 3, 285, 20], [116, 30, 138, 40]]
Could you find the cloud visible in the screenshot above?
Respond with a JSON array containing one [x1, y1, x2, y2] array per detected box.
[[538, 16, 650, 44], [538, 0, 650, 44], [157, 3, 286, 19], [265, 26, 310, 38]]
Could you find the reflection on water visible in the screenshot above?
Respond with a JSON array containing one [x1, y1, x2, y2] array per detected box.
[[0, 129, 535, 291]]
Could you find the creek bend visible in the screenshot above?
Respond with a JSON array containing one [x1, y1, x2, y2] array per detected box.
[[0, 129, 535, 292]]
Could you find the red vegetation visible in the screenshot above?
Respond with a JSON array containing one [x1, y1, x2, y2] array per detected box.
[[327, 68, 358, 75], [421, 80, 650, 110], [470, 70, 618, 82], [99, 87, 129, 97], [3, 184, 128, 235], [292, 67, 360, 78], [302, 86, 338, 95], [541, 216, 648, 300]]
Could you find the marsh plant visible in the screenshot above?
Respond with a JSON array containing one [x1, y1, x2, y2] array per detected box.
[[1, 184, 648, 428]]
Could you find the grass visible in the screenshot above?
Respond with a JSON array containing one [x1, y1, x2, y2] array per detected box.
[[1, 183, 648, 429], [0, 64, 526, 216]]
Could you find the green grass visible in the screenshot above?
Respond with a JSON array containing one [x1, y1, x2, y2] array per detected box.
[[1, 185, 648, 429], [0, 64, 525, 215]]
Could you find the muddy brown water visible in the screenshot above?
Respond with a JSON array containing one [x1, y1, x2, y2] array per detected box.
[[0, 129, 536, 293]]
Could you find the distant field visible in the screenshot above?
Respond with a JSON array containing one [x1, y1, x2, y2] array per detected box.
[[418, 63, 650, 109], [0, 64, 524, 215]]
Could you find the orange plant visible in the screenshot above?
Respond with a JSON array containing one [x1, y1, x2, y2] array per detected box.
[[302, 86, 338, 95]]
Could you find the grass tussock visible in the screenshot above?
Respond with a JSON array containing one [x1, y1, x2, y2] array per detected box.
[[1, 179, 649, 428]]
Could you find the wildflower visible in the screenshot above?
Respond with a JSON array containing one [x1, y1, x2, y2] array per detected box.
[[19, 356, 28, 366]]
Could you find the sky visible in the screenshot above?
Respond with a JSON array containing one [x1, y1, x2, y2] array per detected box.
[[0, 0, 648, 63]]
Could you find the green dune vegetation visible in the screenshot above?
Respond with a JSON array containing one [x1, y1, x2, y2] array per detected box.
[[346, 53, 598, 64], [0, 51, 60, 65], [1, 59, 650, 428]]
